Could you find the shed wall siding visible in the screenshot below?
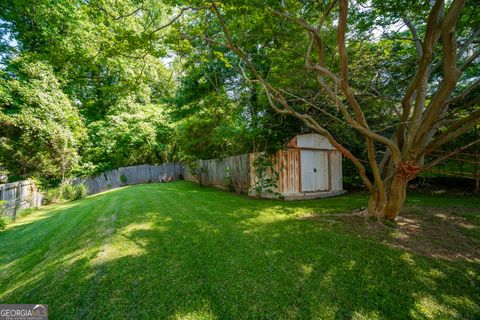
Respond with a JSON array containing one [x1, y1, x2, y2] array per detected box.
[[277, 149, 301, 194]]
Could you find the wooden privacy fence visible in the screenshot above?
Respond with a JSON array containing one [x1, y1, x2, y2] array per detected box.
[[184, 154, 250, 193], [0, 180, 43, 219], [73, 163, 184, 195]]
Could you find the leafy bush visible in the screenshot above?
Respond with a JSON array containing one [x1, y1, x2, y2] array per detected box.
[[62, 183, 88, 201], [120, 174, 127, 184], [43, 187, 62, 205], [73, 184, 89, 200], [62, 184, 77, 201], [43, 183, 88, 204], [0, 216, 10, 230], [189, 162, 207, 187], [251, 153, 279, 197]]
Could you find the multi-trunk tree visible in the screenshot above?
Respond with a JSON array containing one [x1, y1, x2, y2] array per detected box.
[[172, 0, 480, 220]]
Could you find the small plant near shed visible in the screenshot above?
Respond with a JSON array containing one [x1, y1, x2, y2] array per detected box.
[[251, 153, 280, 198]]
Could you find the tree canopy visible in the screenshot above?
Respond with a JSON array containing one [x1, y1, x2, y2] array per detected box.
[[0, 0, 478, 218]]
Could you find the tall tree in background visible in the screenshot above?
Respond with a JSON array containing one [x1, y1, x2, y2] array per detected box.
[[177, 0, 479, 220], [0, 58, 86, 181], [0, 0, 177, 179]]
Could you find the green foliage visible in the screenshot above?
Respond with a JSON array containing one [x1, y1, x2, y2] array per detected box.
[[120, 174, 127, 184], [18, 207, 35, 218], [0, 0, 176, 183], [223, 172, 234, 193], [0, 216, 10, 230], [0, 200, 5, 216], [0, 58, 86, 183], [61, 184, 77, 201], [42, 188, 62, 205], [169, 41, 301, 161], [43, 183, 88, 205], [83, 103, 173, 174], [0, 0, 477, 190], [251, 153, 279, 197], [61, 183, 88, 201], [0, 200, 10, 230], [188, 162, 208, 187], [74, 184, 89, 200], [0, 168, 7, 183]]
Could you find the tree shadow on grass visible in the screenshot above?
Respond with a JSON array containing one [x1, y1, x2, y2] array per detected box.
[[0, 182, 479, 319]]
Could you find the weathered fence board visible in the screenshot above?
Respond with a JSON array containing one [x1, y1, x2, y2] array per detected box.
[[185, 155, 250, 193], [0, 180, 43, 219], [73, 163, 184, 195]]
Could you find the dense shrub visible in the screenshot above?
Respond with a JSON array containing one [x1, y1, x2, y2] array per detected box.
[[43, 183, 88, 204], [62, 184, 77, 201], [73, 184, 89, 200], [43, 187, 62, 205], [62, 183, 88, 201]]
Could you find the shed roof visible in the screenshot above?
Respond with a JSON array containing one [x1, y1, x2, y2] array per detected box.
[[286, 133, 335, 150]]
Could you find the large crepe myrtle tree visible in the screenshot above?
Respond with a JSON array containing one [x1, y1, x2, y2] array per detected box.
[[167, 0, 479, 220]]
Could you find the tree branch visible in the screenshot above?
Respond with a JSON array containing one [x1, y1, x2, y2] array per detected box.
[[402, 17, 423, 58], [425, 109, 480, 152], [424, 138, 480, 169], [209, 1, 376, 194], [412, 0, 466, 153], [398, 0, 444, 149], [447, 78, 480, 105], [460, 47, 480, 71]]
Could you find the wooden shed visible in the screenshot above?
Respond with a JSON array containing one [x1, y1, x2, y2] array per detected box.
[[249, 133, 345, 200]]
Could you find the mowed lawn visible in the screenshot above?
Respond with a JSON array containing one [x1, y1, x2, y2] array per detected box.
[[0, 181, 479, 319]]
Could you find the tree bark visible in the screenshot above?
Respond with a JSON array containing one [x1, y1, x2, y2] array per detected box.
[[367, 162, 413, 220], [384, 176, 409, 220]]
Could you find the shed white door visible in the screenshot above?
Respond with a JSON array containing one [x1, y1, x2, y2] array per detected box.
[[301, 150, 329, 192]]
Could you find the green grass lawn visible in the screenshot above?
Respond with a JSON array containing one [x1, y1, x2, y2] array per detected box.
[[0, 181, 479, 319]]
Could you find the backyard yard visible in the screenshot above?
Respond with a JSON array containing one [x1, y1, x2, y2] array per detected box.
[[0, 181, 478, 319]]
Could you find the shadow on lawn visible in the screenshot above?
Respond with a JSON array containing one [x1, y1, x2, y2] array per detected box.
[[0, 183, 479, 319]]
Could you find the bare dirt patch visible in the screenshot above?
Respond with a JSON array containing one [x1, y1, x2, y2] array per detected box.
[[302, 206, 480, 261]]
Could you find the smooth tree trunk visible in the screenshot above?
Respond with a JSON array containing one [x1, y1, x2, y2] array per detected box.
[[367, 178, 408, 220], [366, 161, 415, 221]]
